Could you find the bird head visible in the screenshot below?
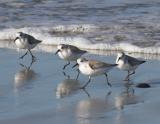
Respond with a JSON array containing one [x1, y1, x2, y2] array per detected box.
[[72, 58, 88, 68], [117, 52, 125, 62], [14, 32, 24, 42], [55, 44, 67, 55], [77, 58, 88, 64]]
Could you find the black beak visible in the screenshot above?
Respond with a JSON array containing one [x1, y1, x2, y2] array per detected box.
[[55, 49, 60, 55], [14, 37, 19, 42], [117, 58, 120, 62], [117, 57, 122, 62], [72, 63, 78, 68]]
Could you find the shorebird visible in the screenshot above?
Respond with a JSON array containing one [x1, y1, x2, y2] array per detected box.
[[73, 58, 117, 88], [14, 32, 42, 61], [55, 44, 87, 70], [116, 52, 146, 80]]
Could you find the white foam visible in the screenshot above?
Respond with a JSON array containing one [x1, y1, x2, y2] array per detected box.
[[1, 25, 160, 55], [0, 24, 98, 39], [48, 24, 98, 33]]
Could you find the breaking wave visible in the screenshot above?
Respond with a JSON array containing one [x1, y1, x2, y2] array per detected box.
[[0, 24, 160, 54]]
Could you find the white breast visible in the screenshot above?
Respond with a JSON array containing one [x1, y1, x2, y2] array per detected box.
[[58, 50, 69, 60], [58, 49, 79, 61], [79, 63, 93, 76], [15, 39, 28, 49], [15, 38, 36, 50], [117, 59, 136, 71]]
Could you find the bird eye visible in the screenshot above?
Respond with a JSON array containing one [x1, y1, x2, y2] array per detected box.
[[118, 57, 122, 61], [80, 60, 83, 62], [19, 33, 22, 37]]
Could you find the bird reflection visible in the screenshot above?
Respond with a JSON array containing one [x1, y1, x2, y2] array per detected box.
[[56, 78, 81, 98], [14, 61, 37, 89], [76, 92, 114, 119], [115, 83, 139, 110], [62, 71, 70, 79], [62, 69, 80, 80], [56, 78, 91, 99]]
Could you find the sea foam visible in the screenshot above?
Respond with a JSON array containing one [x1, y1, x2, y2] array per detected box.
[[0, 25, 160, 55]]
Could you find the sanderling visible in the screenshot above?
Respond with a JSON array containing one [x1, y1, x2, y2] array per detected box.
[[116, 52, 146, 80], [73, 58, 117, 88], [55, 44, 87, 70], [14, 32, 42, 61]]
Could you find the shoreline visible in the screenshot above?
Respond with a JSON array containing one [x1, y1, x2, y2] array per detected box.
[[1, 42, 160, 60]]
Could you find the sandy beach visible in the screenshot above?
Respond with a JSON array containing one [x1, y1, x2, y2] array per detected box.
[[0, 48, 160, 124]]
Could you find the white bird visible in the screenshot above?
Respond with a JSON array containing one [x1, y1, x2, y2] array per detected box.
[[116, 52, 146, 80], [55, 44, 87, 70], [14, 32, 42, 61], [73, 58, 117, 88]]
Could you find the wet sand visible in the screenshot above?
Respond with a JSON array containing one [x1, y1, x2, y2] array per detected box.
[[0, 48, 160, 124]]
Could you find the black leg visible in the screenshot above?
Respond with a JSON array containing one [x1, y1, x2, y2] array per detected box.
[[81, 76, 91, 89], [29, 50, 36, 62], [62, 71, 70, 79], [63, 62, 70, 70], [125, 70, 135, 81], [76, 69, 80, 80], [124, 71, 130, 81], [19, 63, 27, 68], [19, 51, 28, 59], [30, 59, 35, 68], [104, 73, 112, 87], [19, 60, 34, 70], [82, 88, 91, 97], [128, 70, 129, 76], [128, 71, 135, 77]]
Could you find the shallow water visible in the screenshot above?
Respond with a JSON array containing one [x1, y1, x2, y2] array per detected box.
[[0, 48, 160, 124], [1, 0, 160, 53]]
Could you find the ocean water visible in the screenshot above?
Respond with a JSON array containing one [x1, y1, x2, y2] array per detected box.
[[1, 0, 160, 54], [1, 49, 160, 124]]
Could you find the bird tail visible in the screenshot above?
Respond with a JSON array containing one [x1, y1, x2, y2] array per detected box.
[[83, 50, 87, 54], [79, 50, 87, 54], [37, 40, 42, 43], [111, 64, 118, 67], [140, 60, 146, 64]]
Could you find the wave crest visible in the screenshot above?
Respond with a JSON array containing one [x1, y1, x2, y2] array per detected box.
[[0, 25, 160, 54]]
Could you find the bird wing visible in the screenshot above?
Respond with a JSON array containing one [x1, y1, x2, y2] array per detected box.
[[24, 34, 42, 44], [68, 45, 86, 54], [126, 55, 146, 66], [89, 60, 117, 70]]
